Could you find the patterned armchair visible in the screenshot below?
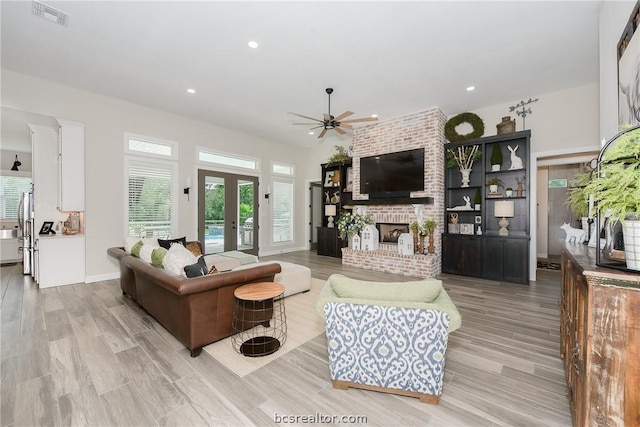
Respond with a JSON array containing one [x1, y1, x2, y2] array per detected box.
[[323, 302, 450, 404]]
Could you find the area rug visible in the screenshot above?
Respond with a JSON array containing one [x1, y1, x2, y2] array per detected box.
[[203, 277, 326, 377]]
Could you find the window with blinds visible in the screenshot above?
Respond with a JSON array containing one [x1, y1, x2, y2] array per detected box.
[[127, 161, 176, 238], [0, 175, 32, 220], [272, 179, 294, 243]]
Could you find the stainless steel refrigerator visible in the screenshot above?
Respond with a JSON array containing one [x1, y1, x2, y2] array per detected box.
[[18, 192, 34, 276]]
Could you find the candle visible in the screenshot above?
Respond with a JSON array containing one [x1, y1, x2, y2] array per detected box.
[[588, 194, 594, 219]]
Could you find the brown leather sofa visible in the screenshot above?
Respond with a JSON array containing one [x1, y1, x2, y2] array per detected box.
[[107, 245, 281, 357]]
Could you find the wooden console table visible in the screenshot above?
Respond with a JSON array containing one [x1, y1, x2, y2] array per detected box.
[[560, 244, 640, 426]]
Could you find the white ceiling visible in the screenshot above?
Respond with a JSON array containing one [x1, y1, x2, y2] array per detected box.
[[1, 1, 602, 148]]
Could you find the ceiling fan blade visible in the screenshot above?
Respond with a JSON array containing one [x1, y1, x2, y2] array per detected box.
[[323, 113, 331, 122], [340, 117, 379, 124], [334, 126, 347, 135], [339, 123, 353, 129], [288, 112, 323, 123], [318, 128, 328, 139], [333, 110, 354, 121], [292, 122, 320, 125], [309, 125, 324, 130]]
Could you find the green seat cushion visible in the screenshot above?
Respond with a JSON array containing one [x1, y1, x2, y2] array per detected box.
[[330, 274, 443, 303], [151, 247, 168, 267]]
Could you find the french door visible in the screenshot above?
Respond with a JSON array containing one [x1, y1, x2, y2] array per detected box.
[[198, 169, 259, 255]]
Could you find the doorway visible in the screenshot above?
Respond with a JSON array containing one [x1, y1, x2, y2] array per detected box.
[[309, 182, 322, 250], [198, 169, 259, 255]]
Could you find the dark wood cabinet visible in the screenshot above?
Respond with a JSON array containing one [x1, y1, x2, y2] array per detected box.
[[443, 131, 531, 284], [481, 236, 529, 285], [317, 227, 343, 258], [318, 161, 352, 258], [442, 234, 482, 277]]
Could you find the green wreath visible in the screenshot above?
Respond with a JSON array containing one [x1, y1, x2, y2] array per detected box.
[[445, 112, 485, 142]]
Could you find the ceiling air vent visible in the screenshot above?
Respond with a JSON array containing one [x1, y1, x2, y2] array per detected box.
[[32, 1, 69, 26]]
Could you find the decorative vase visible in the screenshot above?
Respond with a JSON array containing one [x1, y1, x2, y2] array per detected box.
[[460, 168, 472, 188], [516, 180, 524, 197], [427, 232, 435, 253], [602, 218, 626, 264], [496, 116, 516, 135], [491, 164, 501, 172], [489, 184, 498, 194], [412, 229, 419, 254], [505, 190, 513, 197], [622, 216, 640, 271]]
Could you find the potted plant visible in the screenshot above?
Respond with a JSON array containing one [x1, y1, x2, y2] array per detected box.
[[567, 168, 592, 219], [583, 127, 640, 270], [327, 145, 351, 166], [423, 219, 437, 253], [337, 212, 373, 248], [486, 177, 504, 194], [474, 188, 481, 210], [505, 187, 513, 197], [491, 145, 503, 171], [446, 145, 481, 188]]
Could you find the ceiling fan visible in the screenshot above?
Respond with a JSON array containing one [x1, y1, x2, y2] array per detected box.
[[289, 88, 378, 139]]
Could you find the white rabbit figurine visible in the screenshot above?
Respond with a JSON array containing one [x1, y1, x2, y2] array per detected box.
[[508, 145, 524, 170]]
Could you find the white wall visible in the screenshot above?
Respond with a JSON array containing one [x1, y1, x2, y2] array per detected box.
[[600, 0, 637, 141], [1, 70, 312, 281]]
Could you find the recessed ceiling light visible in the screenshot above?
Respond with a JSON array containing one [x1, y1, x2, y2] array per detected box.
[[248, 41, 259, 49], [466, 86, 476, 92], [309, 131, 314, 135], [371, 114, 378, 118], [187, 88, 196, 94]]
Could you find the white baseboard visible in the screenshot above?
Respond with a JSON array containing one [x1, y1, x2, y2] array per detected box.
[[85, 272, 119, 283]]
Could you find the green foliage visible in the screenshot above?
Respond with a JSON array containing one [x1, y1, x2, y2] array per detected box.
[[486, 177, 504, 187], [327, 145, 351, 166], [204, 182, 254, 225], [424, 219, 437, 232], [491, 145, 503, 166], [444, 112, 485, 142], [410, 221, 420, 231], [446, 144, 482, 169], [566, 167, 592, 218], [337, 212, 373, 239], [583, 127, 640, 221]]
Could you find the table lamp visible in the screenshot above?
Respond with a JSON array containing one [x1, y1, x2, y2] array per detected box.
[[325, 204, 337, 228], [494, 200, 515, 236]]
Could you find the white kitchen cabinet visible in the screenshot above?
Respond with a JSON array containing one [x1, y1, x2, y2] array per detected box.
[[30, 124, 59, 227], [35, 235, 85, 288], [56, 119, 85, 211]]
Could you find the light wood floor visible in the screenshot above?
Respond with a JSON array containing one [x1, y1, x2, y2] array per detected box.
[[0, 251, 571, 426]]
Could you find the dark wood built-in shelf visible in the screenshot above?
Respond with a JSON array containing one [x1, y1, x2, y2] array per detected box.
[[352, 197, 434, 205]]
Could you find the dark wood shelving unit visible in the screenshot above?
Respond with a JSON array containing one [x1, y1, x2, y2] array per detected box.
[[442, 130, 531, 285]]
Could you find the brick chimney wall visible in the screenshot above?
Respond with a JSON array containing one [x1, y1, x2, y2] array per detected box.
[[343, 107, 446, 277]]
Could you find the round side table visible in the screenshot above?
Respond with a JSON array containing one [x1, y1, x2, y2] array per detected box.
[[232, 282, 287, 357]]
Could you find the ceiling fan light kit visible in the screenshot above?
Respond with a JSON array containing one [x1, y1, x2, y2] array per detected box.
[[290, 88, 378, 138]]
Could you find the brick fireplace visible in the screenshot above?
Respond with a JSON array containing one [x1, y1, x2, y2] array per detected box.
[[342, 107, 446, 277]]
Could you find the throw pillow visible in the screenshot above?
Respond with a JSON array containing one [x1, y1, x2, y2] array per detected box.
[[139, 244, 158, 264], [158, 236, 187, 249], [185, 242, 202, 257], [208, 265, 218, 275], [184, 256, 208, 278], [162, 243, 197, 275], [151, 247, 168, 267], [124, 237, 140, 253], [330, 274, 443, 303], [130, 241, 144, 257]]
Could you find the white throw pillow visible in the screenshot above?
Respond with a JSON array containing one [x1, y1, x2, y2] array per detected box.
[[163, 243, 198, 276], [139, 243, 158, 264], [124, 237, 161, 253]]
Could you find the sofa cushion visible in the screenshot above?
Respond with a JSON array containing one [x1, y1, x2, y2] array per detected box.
[[184, 256, 209, 278], [151, 247, 168, 267], [203, 254, 241, 272], [330, 274, 443, 303], [185, 242, 202, 257], [131, 241, 144, 257], [158, 236, 187, 249], [163, 243, 197, 275], [139, 243, 159, 264]]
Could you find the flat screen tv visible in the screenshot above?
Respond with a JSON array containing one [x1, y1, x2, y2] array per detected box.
[[360, 148, 425, 197]]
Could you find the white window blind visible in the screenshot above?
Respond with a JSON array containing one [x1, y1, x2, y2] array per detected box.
[[0, 175, 32, 219], [127, 161, 175, 238], [272, 180, 293, 243]]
